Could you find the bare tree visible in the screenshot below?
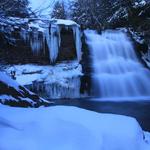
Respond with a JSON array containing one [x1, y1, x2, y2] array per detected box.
[[32, 0, 56, 17]]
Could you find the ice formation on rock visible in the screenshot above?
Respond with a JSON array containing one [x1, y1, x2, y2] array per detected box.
[[20, 19, 82, 63], [28, 77, 81, 99], [5, 62, 83, 99]]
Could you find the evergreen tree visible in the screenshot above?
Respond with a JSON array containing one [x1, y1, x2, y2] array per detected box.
[[70, 0, 95, 28], [51, 1, 67, 19], [70, 0, 114, 29], [0, 0, 29, 18]]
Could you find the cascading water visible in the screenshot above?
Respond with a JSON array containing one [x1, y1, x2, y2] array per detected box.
[[85, 30, 150, 100]]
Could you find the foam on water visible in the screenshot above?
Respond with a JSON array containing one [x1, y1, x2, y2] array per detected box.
[[85, 30, 150, 100]]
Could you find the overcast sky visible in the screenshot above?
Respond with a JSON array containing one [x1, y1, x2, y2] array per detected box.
[[29, 0, 71, 17]]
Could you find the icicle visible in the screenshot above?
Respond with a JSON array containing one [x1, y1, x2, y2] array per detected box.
[[27, 77, 81, 99], [50, 25, 60, 63], [30, 31, 41, 55], [20, 29, 30, 43], [73, 26, 82, 62], [45, 27, 51, 55], [20, 19, 82, 64], [20, 28, 46, 56]]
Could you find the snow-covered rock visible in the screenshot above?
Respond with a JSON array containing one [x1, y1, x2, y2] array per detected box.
[[4, 61, 83, 99], [0, 71, 50, 107], [0, 105, 149, 150], [133, 0, 147, 8]]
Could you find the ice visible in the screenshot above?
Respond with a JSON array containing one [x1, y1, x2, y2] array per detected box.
[[50, 25, 60, 63], [20, 29, 45, 55], [20, 19, 82, 63], [49, 19, 81, 63], [0, 105, 149, 150], [73, 26, 82, 62], [4, 61, 83, 99], [29, 77, 81, 99]]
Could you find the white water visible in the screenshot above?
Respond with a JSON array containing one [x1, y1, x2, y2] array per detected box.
[[85, 30, 150, 100]]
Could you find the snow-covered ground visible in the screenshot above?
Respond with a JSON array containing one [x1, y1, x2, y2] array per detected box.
[[0, 104, 149, 150], [4, 61, 83, 99], [5, 61, 82, 86]]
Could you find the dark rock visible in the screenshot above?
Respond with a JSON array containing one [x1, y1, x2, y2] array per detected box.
[[80, 32, 92, 95], [57, 27, 76, 61], [0, 72, 51, 107]]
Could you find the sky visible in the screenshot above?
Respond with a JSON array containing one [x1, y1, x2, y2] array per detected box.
[[28, 0, 71, 17]]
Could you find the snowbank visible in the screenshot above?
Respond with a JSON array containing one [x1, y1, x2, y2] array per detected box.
[[5, 61, 82, 85], [4, 61, 83, 99], [0, 105, 149, 150]]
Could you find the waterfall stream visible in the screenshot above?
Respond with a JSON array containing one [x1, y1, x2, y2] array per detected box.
[[85, 30, 150, 100]]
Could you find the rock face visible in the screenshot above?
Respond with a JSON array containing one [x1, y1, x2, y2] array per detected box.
[[58, 27, 76, 61], [0, 18, 81, 65], [0, 71, 50, 107], [80, 32, 92, 95]]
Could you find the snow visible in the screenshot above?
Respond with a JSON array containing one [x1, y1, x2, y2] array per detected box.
[[54, 19, 78, 26], [0, 71, 50, 106], [0, 95, 18, 103], [0, 72, 19, 91], [129, 28, 145, 44], [0, 95, 36, 104], [4, 61, 83, 99], [134, 0, 146, 8], [0, 105, 149, 150], [108, 7, 128, 23], [5, 61, 82, 86]]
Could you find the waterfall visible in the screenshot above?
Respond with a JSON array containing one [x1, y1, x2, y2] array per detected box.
[[85, 30, 150, 100]]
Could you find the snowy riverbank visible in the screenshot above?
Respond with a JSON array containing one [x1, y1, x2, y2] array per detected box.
[[0, 104, 149, 150]]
